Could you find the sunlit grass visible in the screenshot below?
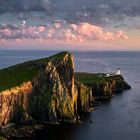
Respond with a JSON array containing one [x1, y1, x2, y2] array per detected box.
[[75, 72, 123, 84], [0, 64, 38, 91], [0, 51, 69, 92]]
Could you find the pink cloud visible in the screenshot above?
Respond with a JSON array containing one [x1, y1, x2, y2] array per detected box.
[[0, 22, 128, 43], [116, 31, 128, 40]]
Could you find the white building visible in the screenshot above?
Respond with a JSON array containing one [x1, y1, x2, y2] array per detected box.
[[106, 68, 121, 77], [116, 68, 121, 75]]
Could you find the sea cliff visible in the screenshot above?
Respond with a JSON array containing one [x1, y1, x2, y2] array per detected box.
[[75, 73, 131, 101], [0, 51, 131, 138], [0, 52, 93, 125]]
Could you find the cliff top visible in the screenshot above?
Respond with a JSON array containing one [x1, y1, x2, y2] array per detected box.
[[75, 72, 124, 85], [0, 51, 71, 91]]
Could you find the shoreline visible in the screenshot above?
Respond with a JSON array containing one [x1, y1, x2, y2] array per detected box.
[[0, 52, 131, 139]]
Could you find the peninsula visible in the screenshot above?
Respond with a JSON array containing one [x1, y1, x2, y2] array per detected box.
[[0, 52, 131, 138]]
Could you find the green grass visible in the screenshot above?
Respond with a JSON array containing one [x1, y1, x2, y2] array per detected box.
[[0, 51, 69, 92], [75, 72, 123, 85], [75, 72, 106, 84], [34, 51, 70, 63], [0, 65, 38, 91]]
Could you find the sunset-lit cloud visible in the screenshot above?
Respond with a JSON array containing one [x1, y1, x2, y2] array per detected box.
[[0, 0, 139, 50], [0, 22, 128, 43]]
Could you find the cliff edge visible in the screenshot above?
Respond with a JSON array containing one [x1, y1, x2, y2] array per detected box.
[[0, 52, 131, 127], [75, 72, 131, 101], [0, 52, 93, 126]]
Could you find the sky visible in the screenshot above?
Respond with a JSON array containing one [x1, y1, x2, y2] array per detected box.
[[0, 0, 140, 50]]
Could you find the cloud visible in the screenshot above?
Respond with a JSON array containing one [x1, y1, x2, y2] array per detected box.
[[0, 0, 54, 14], [0, 22, 128, 43], [0, 0, 139, 16], [53, 0, 140, 26], [116, 31, 128, 40], [0, 0, 139, 30]]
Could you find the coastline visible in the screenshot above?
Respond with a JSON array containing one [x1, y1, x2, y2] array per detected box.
[[0, 52, 131, 139]]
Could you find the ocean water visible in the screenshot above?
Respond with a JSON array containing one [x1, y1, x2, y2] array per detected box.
[[0, 50, 140, 140]]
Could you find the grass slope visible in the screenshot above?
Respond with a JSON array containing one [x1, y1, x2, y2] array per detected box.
[[0, 51, 69, 92], [0, 65, 38, 91], [75, 72, 123, 85]]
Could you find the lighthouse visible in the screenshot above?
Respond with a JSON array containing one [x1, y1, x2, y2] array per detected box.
[[116, 68, 121, 75]]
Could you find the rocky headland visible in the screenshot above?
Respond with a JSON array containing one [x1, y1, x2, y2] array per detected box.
[[0, 51, 131, 138]]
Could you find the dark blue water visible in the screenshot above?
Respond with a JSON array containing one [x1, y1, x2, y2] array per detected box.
[[0, 50, 140, 140]]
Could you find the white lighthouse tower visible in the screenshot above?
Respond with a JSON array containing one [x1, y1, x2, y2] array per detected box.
[[116, 68, 121, 75]]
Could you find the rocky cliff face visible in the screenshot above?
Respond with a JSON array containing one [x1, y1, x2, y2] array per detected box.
[[75, 73, 131, 102], [90, 75, 131, 101], [0, 52, 131, 126], [0, 52, 92, 125], [75, 81, 93, 113], [28, 52, 78, 122], [0, 82, 33, 125]]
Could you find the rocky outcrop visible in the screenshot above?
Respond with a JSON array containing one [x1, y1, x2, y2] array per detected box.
[[0, 82, 33, 125], [0, 52, 131, 127], [0, 52, 92, 126], [75, 73, 131, 102], [75, 81, 93, 113], [90, 75, 131, 101], [28, 52, 77, 122]]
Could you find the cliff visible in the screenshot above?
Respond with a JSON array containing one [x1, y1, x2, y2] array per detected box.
[[75, 72, 131, 101], [75, 80, 93, 113], [0, 52, 131, 127], [0, 52, 92, 126]]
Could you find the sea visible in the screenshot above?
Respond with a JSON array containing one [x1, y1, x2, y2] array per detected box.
[[0, 50, 140, 140]]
